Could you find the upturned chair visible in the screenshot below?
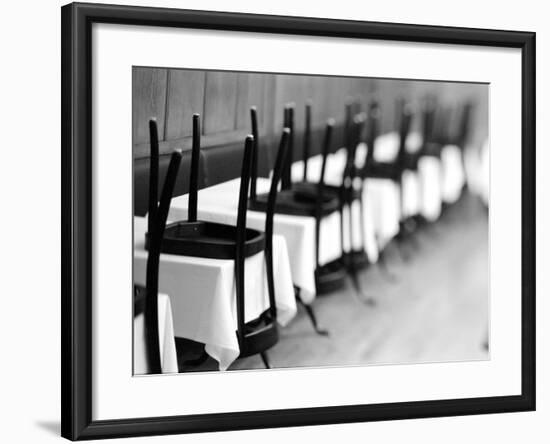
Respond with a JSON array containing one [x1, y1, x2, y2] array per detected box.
[[135, 138, 183, 374], [293, 102, 370, 273], [248, 105, 347, 295], [145, 117, 290, 368], [360, 99, 418, 263], [145, 115, 264, 260]]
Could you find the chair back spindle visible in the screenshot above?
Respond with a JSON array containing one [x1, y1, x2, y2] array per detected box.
[[396, 101, 413, 168], [147, 119, 160, 236], [264, 128, 291, 318], [235, 136, 255, 345], [250, 106, 259, 201], [145, 148, 183, 374], [302, 100, 312, 182], [343, 103, 355, 182], [315, 120, 334, 269], [188, 114, 201, 222], [366, 101, 380, 168], [281, 104, 295, 190]]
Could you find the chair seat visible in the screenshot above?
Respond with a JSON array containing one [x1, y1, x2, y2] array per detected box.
[[292, 181, 338, 198], [249, 188, 340, 217], [239, 311, 279, 358], [367, 161, 402, 181], [292, 181, 362, 202], [146, 220, 265, 259]]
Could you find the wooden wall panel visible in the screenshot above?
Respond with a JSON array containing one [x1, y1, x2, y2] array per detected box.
[[304, 76, 329, 126], [272, 74, 309, 133], [374, 78, 401, 133], [346, 77, 373, 112], [203, 72, 238, 134], [235, 73, 267, 131], [132, 67, 168, 145], [132, 68, 488, 162], [165, 69, 206, 140], [462, 83, 489, 147]]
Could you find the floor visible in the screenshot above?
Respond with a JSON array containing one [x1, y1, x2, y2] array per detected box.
[[177, 192, 489, 372]]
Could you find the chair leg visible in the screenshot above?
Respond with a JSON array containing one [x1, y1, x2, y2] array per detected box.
[[260, 351, 271, 369], [295, 287, 329, 336]]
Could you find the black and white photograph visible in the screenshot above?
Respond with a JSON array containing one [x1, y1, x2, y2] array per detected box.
[[132, 68, 490, 375], [0, 0, 544, 441], [54, 1, 537, 441]]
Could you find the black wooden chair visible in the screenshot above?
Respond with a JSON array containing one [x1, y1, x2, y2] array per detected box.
[[293, 102, 369, 272], [135, 138, 183, 374], [361, 99, 418, 263], [364, 99, 414, 182], [145, 115, 264, 260], [332, 110, 376, 303], [236, 128, 291, 365], [337, 105, 370, 272], [248, 105, 347, 296], [146, 116, 291, 369], [401, 98, 440, 229], [258, 104, 373, 304], [249, 105, 329, 335]]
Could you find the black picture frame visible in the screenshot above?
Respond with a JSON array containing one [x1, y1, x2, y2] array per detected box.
[[61, 2, 536, 440]]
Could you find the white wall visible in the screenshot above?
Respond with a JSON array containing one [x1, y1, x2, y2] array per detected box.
[[0, 0, 546, 442]]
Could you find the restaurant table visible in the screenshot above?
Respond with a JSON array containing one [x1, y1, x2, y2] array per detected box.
[[168, 179, 342, 302], [134, 217, 296, 371], [133, 292, 179, 375]]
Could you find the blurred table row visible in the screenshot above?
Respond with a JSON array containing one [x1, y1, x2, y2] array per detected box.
[[134, 132, 484, 371]]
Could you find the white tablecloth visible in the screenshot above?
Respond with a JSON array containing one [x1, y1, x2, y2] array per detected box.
[[370, 132, 447, 222], [291, 133, 428, 257], [292, 147, 400, 259], [134, 217, 296, 370], [134, 293, 179, 375], [417, 156, 442, 221], [292, 131, 451, 230], [168, 178, 342, 302], [441, 145, 466, 204], [464, 139, 489, 206]]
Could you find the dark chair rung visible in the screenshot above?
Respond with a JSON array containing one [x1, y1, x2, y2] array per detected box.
[[149, 221, 265, 260]]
